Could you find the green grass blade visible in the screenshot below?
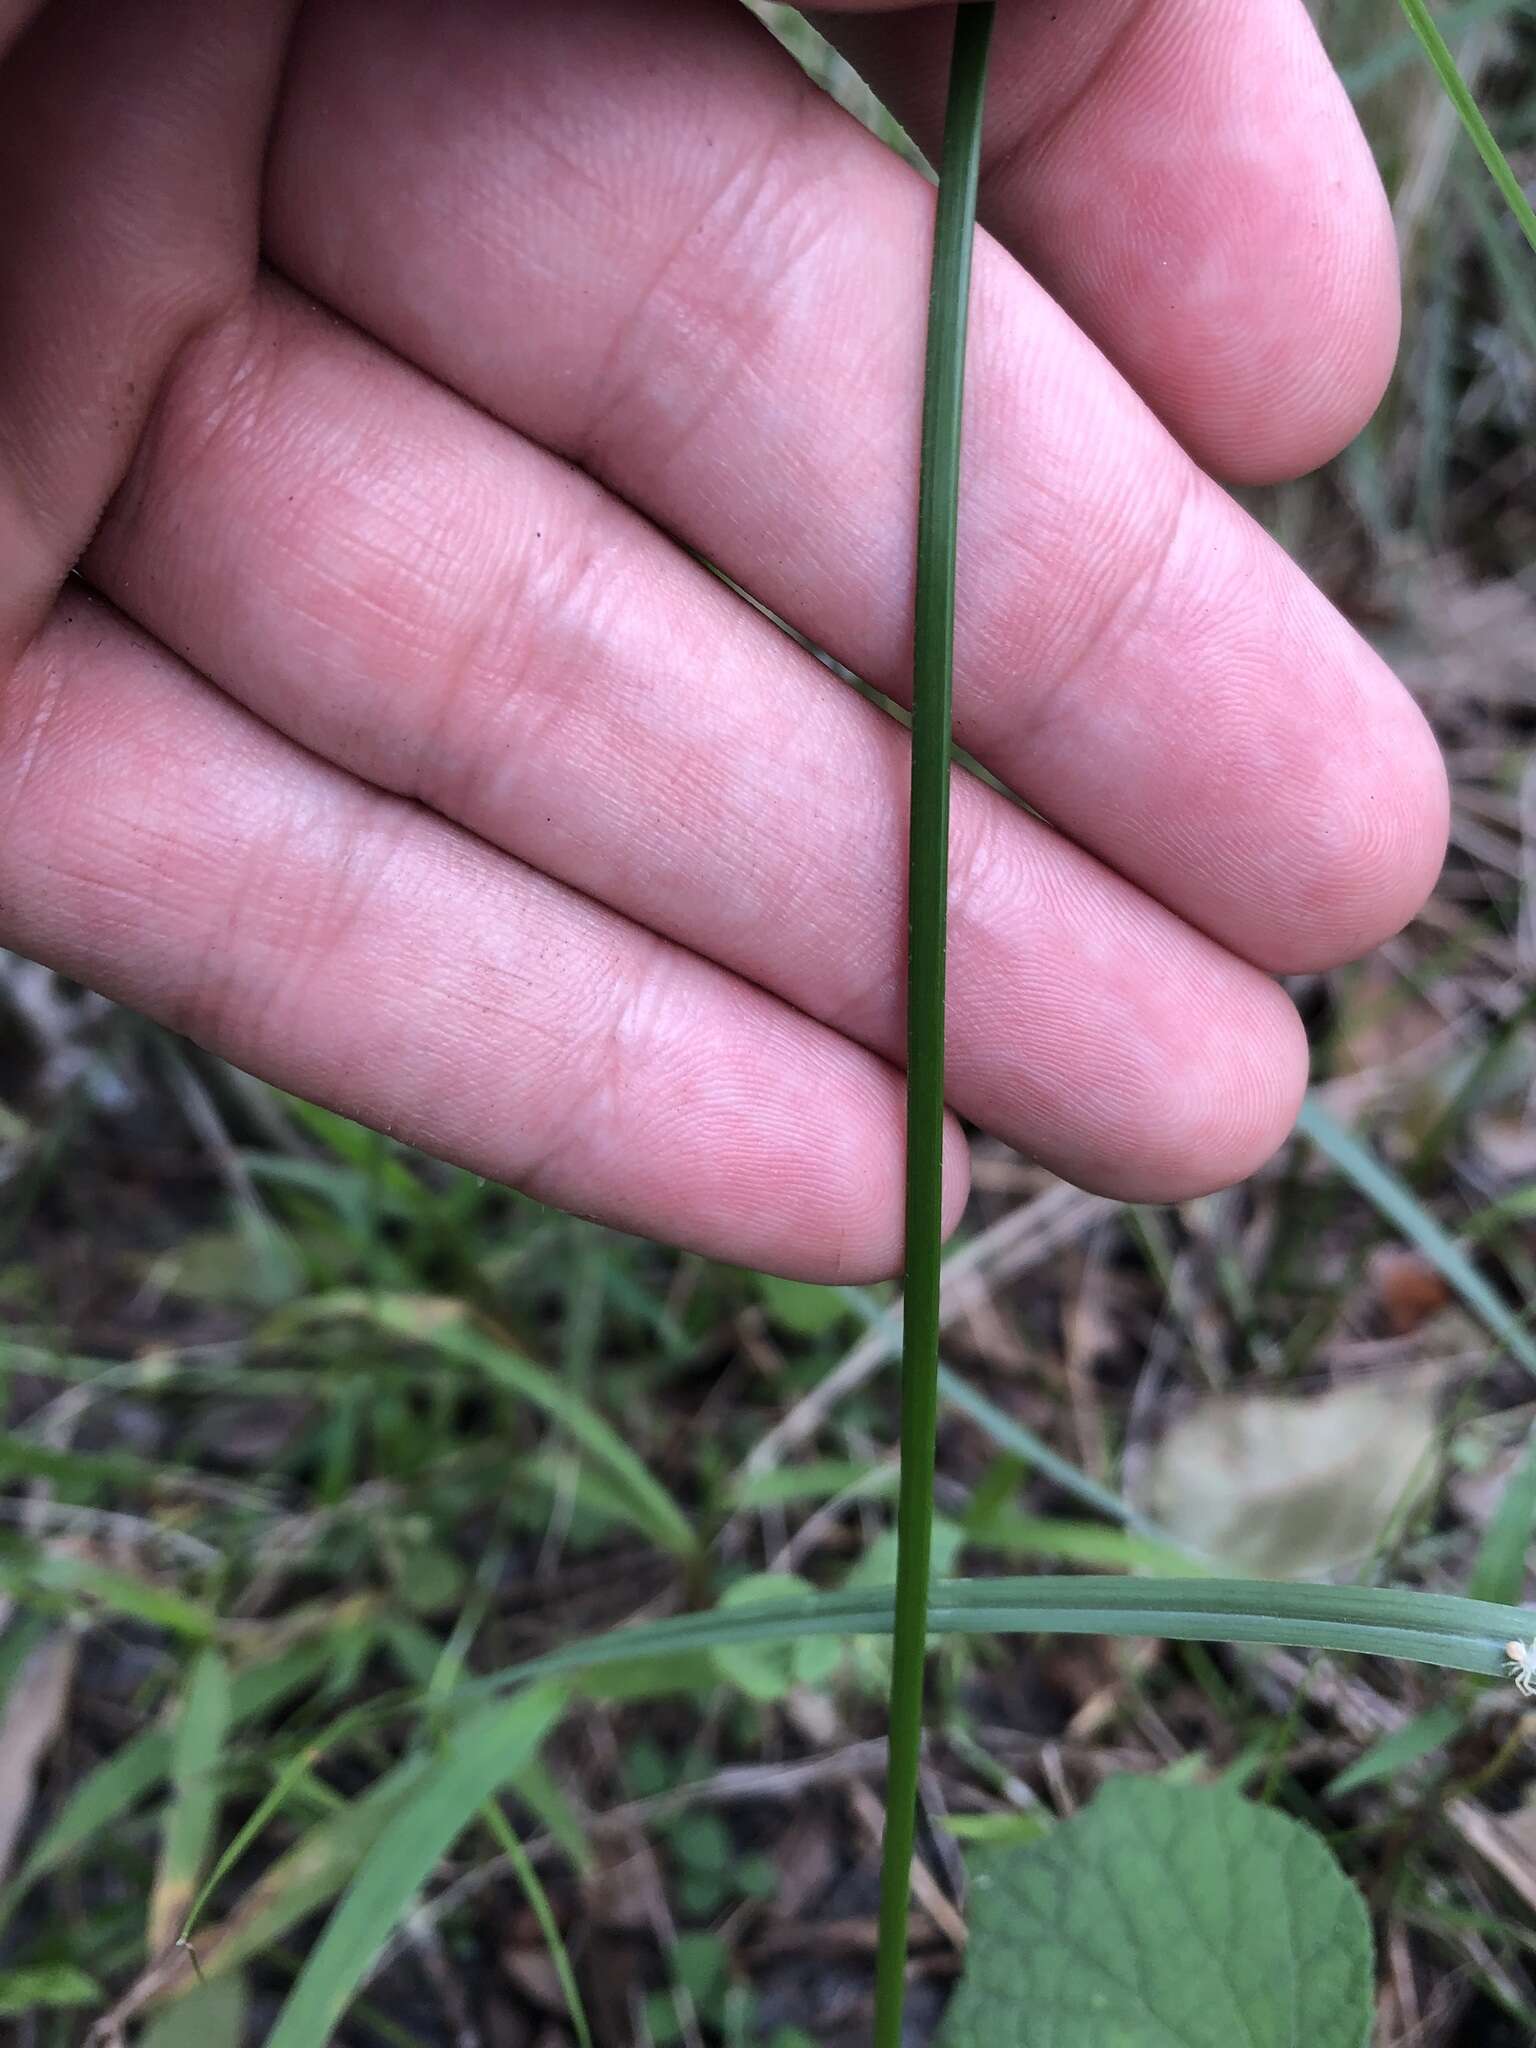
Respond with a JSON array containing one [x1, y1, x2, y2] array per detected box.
[[838, 1282, 1154, 1532], [1296, 1095, 1536, 1378], [878, 10, 994, 2043], [1397, 0, 1536, 253], [1470, 1428, 1536, 1604], [1344, 0, 1536, 99], [487, 1575, 1526, 1694], [935, 1361, 1156, 1532], [178, 1754, 435, 1989], [264, 1687, 565, 2048], [1326, 1703, 1463, 1798], [287, 1292, 697, 1558], [478, 1799, 594, 2048], [0, 1545, 215, 1638], [0, 1640, 330, 1922], [150, 1650, 233, 1954], [966, 1510, 1211, 1578]]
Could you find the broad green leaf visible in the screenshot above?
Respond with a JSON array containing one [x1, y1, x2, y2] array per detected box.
[[264, 1686, 565, 2048], [0, 1962, 100, 2013], [287, 1293, 696, 1558], [941, 1778, 1373, 2047], [151, 1650, 233, 1951]]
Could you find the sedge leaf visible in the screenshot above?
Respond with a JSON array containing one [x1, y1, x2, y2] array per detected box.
[[264, 1686, 564, 2048]]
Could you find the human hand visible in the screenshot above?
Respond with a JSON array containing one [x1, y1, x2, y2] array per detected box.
[[0, 0, 1447, 1278]]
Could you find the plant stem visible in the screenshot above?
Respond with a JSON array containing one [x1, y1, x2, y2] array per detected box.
[[1397, 0, 1536, 256], [874, 10, 994, 2045]]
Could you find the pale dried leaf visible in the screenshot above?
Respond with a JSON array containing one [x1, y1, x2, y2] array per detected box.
[[1140, 1381, 1439, 1577]]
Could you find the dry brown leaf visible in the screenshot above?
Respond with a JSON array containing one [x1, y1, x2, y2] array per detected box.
[[0, 1629, 78, 1885]]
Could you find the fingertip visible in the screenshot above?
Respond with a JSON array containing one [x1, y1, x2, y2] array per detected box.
[[941, 1111, 973, 1240], [1186, 157, 1402, 487], [1251, 653, 1449, 974], [1073, 968, 1310, 1205]]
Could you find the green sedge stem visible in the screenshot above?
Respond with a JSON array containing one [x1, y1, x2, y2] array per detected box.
[[1397, 0, 1536, 255], [875, 10, 995, 2046]]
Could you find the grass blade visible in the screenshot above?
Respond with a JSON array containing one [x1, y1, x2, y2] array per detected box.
[[487, 1575, 1527, 1691], [287, 1292, 697, 1558], [150, 1650, 233, 1954], [264, 1686, 565, 2048], [1326, 1703, 1463, 1798], [0, 1545, 215, 1639], [478, 1798, 594, 2048], [0, 1640, 330, 1922], [1397, 0, 1536, 253], [878, 10, 994, 2043], [1296, 1095, 1536, 1378], [1470, 1428, 1536, 1604]]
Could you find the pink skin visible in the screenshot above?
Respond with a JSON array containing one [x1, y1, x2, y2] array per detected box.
[[0, 1, 1447, 1279]]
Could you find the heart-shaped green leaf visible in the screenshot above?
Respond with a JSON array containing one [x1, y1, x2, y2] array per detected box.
[[942, 1777, 1372, 2048]]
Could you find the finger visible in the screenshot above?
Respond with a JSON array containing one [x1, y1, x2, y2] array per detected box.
[[812, 0, 1399, 482], [0, 594, 967, 1280], [0, 0, 294, 665], [0, 2, 48, 59], [264, 0, 1447, 976], [86, 280, 1307, 1199]]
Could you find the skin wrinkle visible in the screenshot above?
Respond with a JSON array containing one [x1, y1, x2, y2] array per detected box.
[[0, 0, 300, 611], [83, 278, 1310, 1197], [574, 84, 831, 485], [4, 596, 959, 1276], [261, 0, 1445, 980]]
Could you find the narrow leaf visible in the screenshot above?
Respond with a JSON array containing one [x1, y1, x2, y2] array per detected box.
[[879, 11, 994, 2043], [1327, 1704, 1463, 1799], [490, 1574, 1527, 1693], [264, 1686, 565, 2048], [1397, 0, 1536, 253], [289, 1293, 696, 1557], [1297, 1095, 1536, 1378], [151, 1650, 233, 1952], [0, 1641, 330, 1918]]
